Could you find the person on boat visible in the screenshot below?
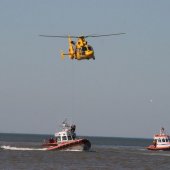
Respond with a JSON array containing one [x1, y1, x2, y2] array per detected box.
[[71, 124, 76, 132], [49, 137, 55, 143], [153, 139, 157, 147], [55, 137, 58, 143]]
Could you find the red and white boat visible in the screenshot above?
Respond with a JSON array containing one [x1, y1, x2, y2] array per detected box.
[[147, 127, 170, 151], [42, 120, 91, 151]]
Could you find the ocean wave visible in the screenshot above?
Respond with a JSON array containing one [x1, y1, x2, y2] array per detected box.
[[142, 152, 170, 157]]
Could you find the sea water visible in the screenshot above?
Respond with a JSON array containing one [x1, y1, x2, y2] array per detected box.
[[0, 133, 169, 170]]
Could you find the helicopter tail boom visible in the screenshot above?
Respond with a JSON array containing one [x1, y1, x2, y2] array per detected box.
[[60, 50, 74, 60]]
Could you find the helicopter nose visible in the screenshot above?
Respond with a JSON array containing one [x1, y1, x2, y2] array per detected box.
[[87, 50, 94, 56]]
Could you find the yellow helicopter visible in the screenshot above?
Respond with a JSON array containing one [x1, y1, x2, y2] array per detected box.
[[39, 33, 125, 60]]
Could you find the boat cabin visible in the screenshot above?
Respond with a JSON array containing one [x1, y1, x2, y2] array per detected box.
[[153, 127, 170, 145], [54, 122, 76, 143], [154, 134, 170, 144]]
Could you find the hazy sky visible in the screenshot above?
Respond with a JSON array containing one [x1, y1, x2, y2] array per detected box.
[[0, 0, 170, 138]]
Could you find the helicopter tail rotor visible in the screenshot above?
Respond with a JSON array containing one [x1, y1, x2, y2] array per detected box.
[[60, 50, 65, 60]]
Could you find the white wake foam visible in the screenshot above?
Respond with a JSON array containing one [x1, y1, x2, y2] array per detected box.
[[63, 149, 82, 152], [1, 145, 47, 151]]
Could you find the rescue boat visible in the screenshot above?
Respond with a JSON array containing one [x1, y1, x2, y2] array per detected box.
[[147, 127, 170, 151], [42, 120, 91, 151]]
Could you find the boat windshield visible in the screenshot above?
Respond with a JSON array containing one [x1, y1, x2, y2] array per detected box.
[[157, 138, 169, 143], [162, 138, 165, 142], [57, 136, 61, 142], [62, 136, 67, 141], [68, 136, 72, 140]]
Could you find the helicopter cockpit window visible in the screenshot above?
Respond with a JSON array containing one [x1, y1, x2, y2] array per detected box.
[[88, 46, 93, 51]]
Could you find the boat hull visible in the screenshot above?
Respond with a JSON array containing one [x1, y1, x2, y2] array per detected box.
[[43, 139, 91, 151], [147, 145, 170, 151]]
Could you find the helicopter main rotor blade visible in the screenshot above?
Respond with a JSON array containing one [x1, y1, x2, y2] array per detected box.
[[85, 33, 126, 38], [39, 35, 79, 38], [39, 33, 126, 38]]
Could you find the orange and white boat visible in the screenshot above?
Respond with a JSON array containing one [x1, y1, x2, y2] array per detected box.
[[42, 120, 91, 151], [147, 127, 170, 151]]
